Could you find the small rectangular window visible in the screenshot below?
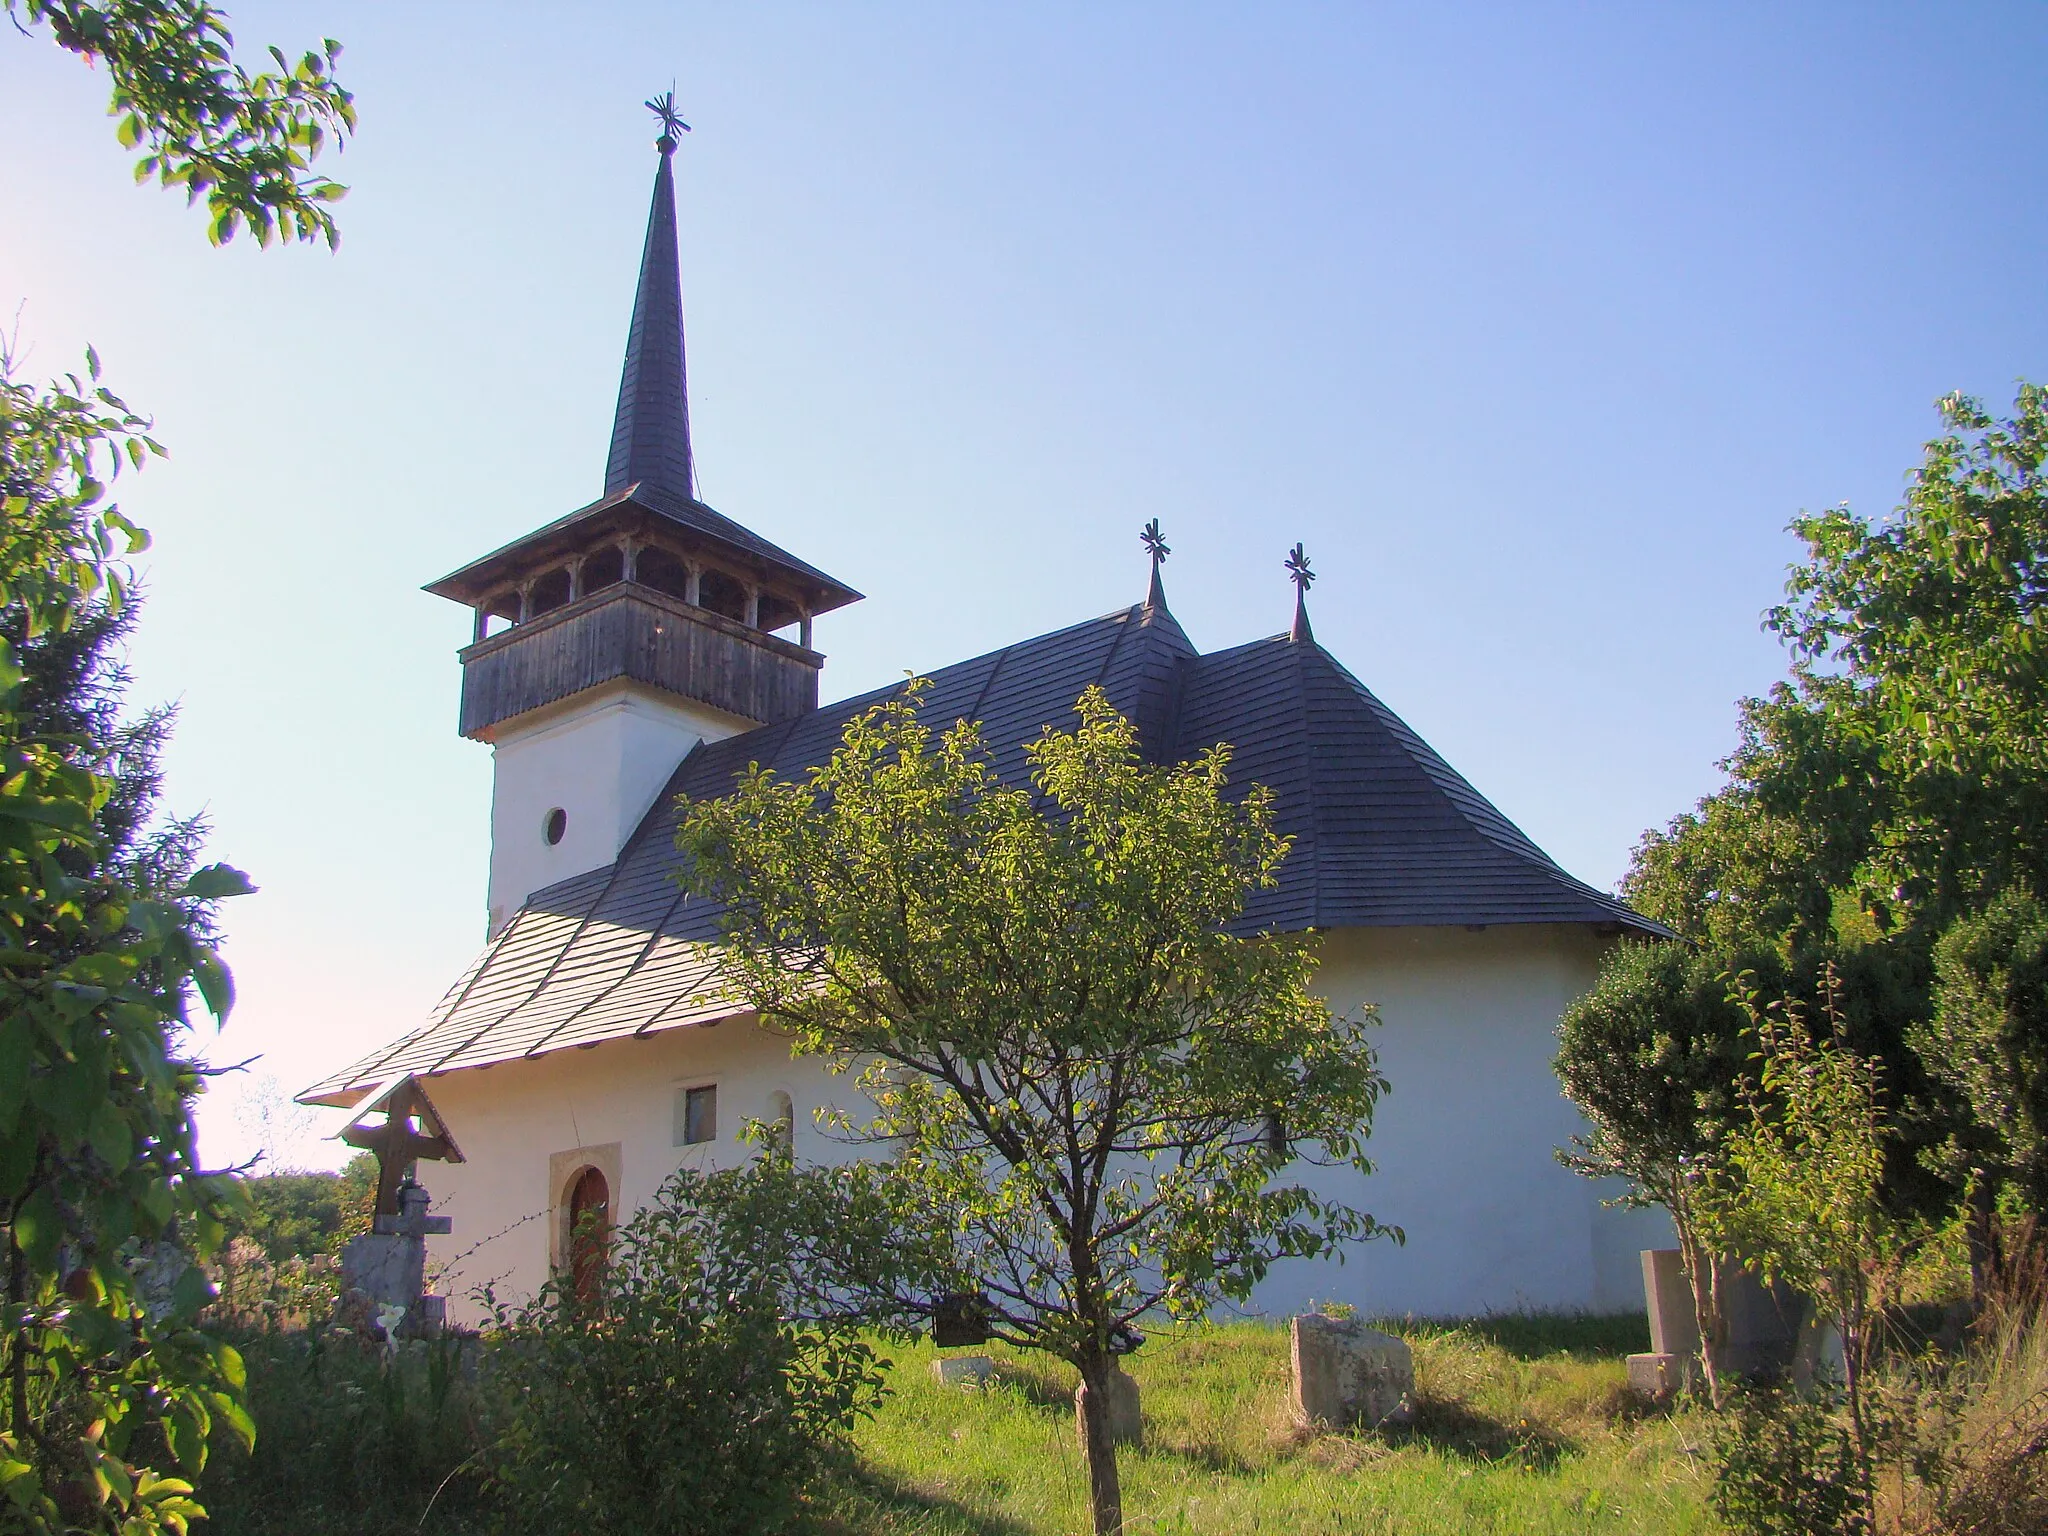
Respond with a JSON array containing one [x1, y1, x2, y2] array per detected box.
[[676, 1084, 717, 1146]]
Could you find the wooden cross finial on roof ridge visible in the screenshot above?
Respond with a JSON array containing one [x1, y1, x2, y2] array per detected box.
[[646, 87, 691, 154], [1140, 518, 1170, 569]]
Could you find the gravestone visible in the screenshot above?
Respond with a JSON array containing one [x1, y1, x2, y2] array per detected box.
[[335, 1074, 463, 1340], [1791, 1313, 1846, 1391], [339, 1180, 451, 1337], [1628, 1248, 1700, 1396], [1627, 1249, 1803, 1398], [1074, 1367, 1142, 1449], [1289, 1314, 1414, 1430], [931, 1355, 996, 1388]]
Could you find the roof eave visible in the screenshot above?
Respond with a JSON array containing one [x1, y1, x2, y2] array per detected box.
[[423, 487, 863, 613]]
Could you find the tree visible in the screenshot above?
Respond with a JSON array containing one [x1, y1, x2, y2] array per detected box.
[[1919, 889, 2048, 1291], [1762, 385, 2048, 932], [1, 345, 257, 1534], [1554, 940, 1753, 1402], [7, 0, 355, 247], [223, 1155, 376, 1265], [1567, 384, 2048, 1325], [1695, 970, 1919, 1525], [1626, 383, 2047, 952], [1, 6, 351, 1525], [1623, 711, 1874, 959], [679, 682, 1394, 1535], [1, 591, 202, 905]]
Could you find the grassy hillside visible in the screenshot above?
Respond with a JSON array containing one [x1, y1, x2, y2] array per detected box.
[[200, 1312, 1711, 1534], [819, 1315, 1714, 1535]]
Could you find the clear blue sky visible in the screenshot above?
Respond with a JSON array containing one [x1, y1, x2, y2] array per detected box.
[[3, 3, 2043, 1170]]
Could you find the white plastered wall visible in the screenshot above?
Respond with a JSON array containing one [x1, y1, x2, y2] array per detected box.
[[483, 682, 753, 936], [1260, 924, 1670, 1318], [418, 923, 1670, 1326], [418, 1016, 849, 1326]]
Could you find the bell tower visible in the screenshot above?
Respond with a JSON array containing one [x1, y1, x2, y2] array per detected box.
[[427, 94, 861, 935]]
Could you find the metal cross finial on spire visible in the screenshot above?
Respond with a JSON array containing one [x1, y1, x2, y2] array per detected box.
[[1141, 519, 1170, 568], [1140, 519, 1171, 610], [646, 88, 691, 155], [1285, 542, 1315, 643]]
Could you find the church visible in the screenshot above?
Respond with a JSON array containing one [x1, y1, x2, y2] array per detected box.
[[301, 106, 1670, 1324]]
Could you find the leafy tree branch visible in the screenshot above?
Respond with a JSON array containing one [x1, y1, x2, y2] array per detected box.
[[8, 0, 354, 246]]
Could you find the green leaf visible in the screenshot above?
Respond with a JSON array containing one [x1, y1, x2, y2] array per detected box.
[[60, 952, 132, 989], [138, 1179, 176, 1232], [0, 1131, 37, 1203], [88, 1102, 134, 1169], [191, 950, 234, 1020], [0, 795, 93, 834], [0, 1023, 31, 1132], [125, 899, 178, 942], [13, 1188, 60, 1270], [0, 1457, 42, 1511], [30, 1050, 107, 1130], [170, 1263, 214, 1322], [163, 1401, 204, 1471], [212, 1391, 255, 1452], [179, 864, 255, 901], [209, 1338, 247, 1394]]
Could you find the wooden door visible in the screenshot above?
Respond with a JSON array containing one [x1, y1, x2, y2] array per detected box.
[[567, 1165, 610, 1304]]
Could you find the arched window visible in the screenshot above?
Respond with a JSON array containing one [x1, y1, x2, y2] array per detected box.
[[529, 567, 572, 617], [768, 1090, 794, 1154], [567, 1165, 610, 1304], [636, 546, 692, 600], [582, 546, 625, 594], [698, 567, 748, 623], [757, 593, 803, 635]]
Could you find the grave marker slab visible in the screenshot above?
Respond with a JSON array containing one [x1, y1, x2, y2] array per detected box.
[[1290, 1314, 1414, 1430]]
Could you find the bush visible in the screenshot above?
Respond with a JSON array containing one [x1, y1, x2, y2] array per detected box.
[[197, 1329, 488, 1535], [223, 1157, 377, 1264], [483, 1160, 894, 1536], [1906, 1309, 2048, 1536], [1711, 1386, 1869, 1536]]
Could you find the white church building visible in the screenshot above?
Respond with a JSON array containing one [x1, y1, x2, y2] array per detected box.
[[302, 112, 1670, 1324]]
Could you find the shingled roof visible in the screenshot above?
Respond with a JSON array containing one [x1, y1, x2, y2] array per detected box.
[[302, 598, 1661, 1106]]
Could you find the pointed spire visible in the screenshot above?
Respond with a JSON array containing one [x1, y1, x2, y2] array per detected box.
[[1140, 519, 1171, 610], [1285, 542, 1315, 643], [604, 91, 695, 501]]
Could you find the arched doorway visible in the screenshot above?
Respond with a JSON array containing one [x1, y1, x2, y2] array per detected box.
[[566, 1165, 610, 1304]]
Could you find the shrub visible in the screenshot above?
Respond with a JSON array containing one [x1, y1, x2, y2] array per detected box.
[[1906, 1309, 2048, 1536], [483, 1159, 895, 1536], [1711, 1386, 1869, 1536], [197, 1329, 488, 1535]]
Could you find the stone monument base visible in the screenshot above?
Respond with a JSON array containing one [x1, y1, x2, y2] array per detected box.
[[1075, 1368, 1142, 1450], [1626, 1351, 1693, 1400], [931, 1355, 995, 1387], [1290, 1314, 1414, 1430]]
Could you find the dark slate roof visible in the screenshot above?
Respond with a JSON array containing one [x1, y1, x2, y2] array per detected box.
[[302, 602, 1661, 1105], [423, 483, 863, 616], [605, 134, 695, 502]]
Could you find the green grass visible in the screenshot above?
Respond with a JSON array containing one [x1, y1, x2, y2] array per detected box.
[[197, 1313, 1711, 1535], [814, 1315, 1714, 1536]]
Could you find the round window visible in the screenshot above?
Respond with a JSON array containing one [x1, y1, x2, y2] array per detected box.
[[543, 807, 568, 846]]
